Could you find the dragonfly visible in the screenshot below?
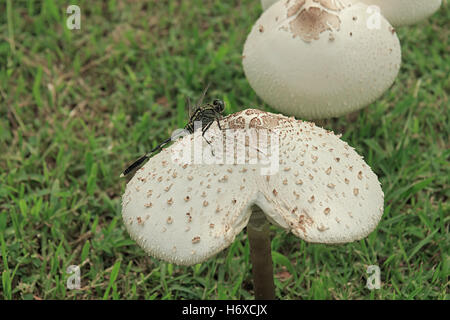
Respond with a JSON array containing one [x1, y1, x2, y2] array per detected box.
[[120, 91, 225, 178]]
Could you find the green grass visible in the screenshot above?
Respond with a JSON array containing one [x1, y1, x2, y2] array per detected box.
[[0, 0, 448, 300]]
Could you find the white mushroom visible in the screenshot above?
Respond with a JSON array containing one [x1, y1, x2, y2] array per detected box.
[[122, 109, 384, 269], [243, 0, 401, 119], [357, 0, 442, 27]]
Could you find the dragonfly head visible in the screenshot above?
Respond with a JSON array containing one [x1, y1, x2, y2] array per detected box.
[[212, 99, 225, 114]]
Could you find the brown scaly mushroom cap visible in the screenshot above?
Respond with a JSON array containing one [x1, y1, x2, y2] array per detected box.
[[122, 109, 384, 265]]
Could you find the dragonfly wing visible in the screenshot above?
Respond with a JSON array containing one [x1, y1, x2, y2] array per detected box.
[[187, 96, 193, 118], [196, 83, 210, 108]]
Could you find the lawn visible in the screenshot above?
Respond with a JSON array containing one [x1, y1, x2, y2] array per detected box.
[[0, 0, 448, 300]]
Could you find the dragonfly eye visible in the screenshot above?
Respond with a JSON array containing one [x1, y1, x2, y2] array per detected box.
[[213, 99, 225, 113]]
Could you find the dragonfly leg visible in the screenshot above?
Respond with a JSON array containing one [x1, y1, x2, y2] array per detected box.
[[215, 115, 222, 130], [202, 121, 216, 156]]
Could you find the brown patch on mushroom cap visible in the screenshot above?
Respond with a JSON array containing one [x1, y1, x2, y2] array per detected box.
[[261, 114, 281, 128], [289, 6, 341, 42], [249, 117, 263, 129], [245, 109, 265, 116], [287, 0, 306, 17], [297, 212, 314, 235], [227, 116, 246, 129]]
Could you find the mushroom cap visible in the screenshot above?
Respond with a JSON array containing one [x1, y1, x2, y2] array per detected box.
[[243, 0, 401, 119], [357, 0, 442, 27], [122, 109, 384, 266]]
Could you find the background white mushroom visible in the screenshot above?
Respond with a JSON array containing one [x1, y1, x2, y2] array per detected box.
[[356, 0, 443, 27], [243, 0, 401, 119], [122, 108, 385, 299]]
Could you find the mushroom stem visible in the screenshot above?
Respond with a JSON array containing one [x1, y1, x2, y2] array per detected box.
[[247, 205, 275, 300]]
